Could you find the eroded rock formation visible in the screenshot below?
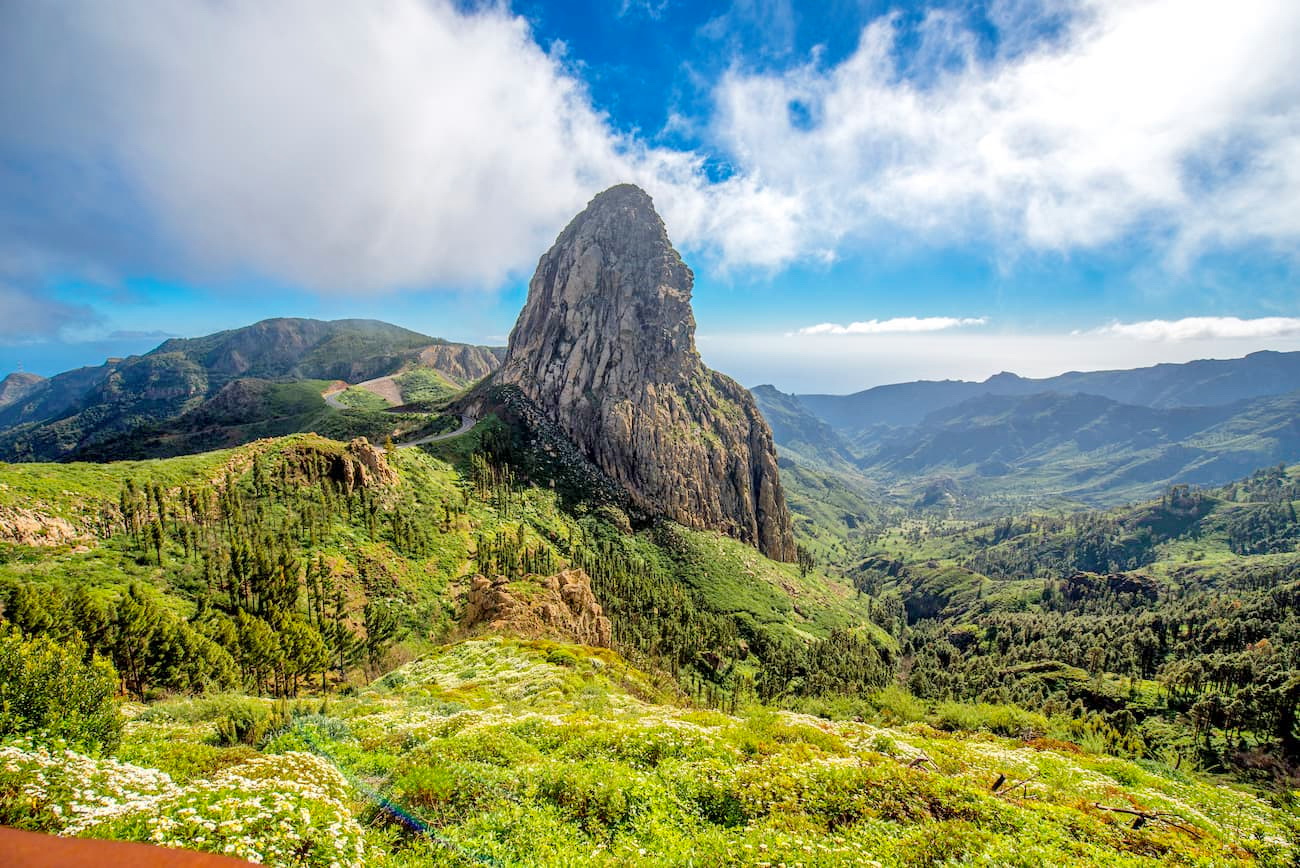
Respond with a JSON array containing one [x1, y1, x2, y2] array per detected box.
[[494, 184, 795, 561], [462, 569, 612, 647]]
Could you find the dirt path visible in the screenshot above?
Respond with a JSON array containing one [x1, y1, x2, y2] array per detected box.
[[322, 377, 402, 408], [353, 375, 403, 405]]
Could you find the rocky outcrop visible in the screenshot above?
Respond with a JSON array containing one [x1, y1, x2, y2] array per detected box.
[[0, 372, 45, 410], [416, 344, 503, 387], [0, 506, 91, 547], [493, 184, 795, 561], [462, 569, 612, 647], [272, 436, 398, 492], [343, 437, 398, 488]]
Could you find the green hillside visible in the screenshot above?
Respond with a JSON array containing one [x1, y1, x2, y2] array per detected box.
[[846, 466, 1300, 782], [3, 636, 1292, 867], [0, 318, 501, 463], [1, 425, 1297, 864]]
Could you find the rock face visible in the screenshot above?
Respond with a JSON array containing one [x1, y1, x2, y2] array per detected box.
[[0, 506, 90, 548], [495, 184, 796, 562], [416, 344, 504, 387], [273, 437, 398, 493], [462, 569, 612, 647]]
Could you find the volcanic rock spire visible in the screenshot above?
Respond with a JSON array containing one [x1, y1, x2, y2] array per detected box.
[[495, 184, 796, 562]]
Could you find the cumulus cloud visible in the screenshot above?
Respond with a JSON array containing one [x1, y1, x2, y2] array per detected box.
[[797, 316, 986, 336], [0, 0, 695, 292], [1, 0, 1298, 292], [709, 0, 1300, 266], [1093, 316, 1300, 341]]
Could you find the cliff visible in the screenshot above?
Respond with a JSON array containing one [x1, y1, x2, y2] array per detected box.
[[493, 184, 795, 561]]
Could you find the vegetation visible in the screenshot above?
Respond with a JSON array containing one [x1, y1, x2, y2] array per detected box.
[[2, 639, 1293, 866], [0, 318, 499, 462], [1, 408, 1298, 863], [848, 465, 1300, 785]]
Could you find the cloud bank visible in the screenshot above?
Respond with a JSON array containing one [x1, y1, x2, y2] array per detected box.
[[0, 284, 96, 341], [797, 316, 986, 336], [1094, 316, 1300, 341], [711, 0, 1300, 267], [0, 0, 692, 292], [1, 0, 1298, 294]]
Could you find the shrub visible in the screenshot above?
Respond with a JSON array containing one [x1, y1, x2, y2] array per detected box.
[[84, 752, 366, 867], [211, 699, 290, 748], [530, 759, 650, 832], [0, 629, 121, 751], [546, 649, 579, 667], [393, 759, 515, 824], [0, 741, 176, 833], [872, 685, 928, 724], [934, 701, 1049, 739]]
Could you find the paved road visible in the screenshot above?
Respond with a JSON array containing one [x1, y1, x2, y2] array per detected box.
[[322, 385, 348, 409], [391, 414, 476, 449]]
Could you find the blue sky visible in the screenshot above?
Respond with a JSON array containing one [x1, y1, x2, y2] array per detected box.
[[2, 0, 1299, 392]]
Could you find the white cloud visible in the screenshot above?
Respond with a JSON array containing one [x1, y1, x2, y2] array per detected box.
[[0, 0, 689, 292], [707, 0, 1300, 268], [1094, 316, 1300, 341], [1, 0, 1298, 292], [797, 316, 986, 336]]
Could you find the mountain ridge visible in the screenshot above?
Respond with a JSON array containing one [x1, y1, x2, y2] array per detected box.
[[0, 317, 502, 462], [797, 349, 1300, 430]]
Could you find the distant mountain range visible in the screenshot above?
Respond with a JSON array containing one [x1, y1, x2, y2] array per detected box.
[[6, 315, 1298, 513], [0, 318, 501, 461], [796, 350, 1300, 429], [753, 351, 1300, 508]]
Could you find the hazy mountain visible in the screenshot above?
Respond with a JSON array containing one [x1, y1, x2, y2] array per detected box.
[[0, 372, 45, 410], [798, 350, 1300, 431], [749, 384, 860, 475], [857, 388, 1300, 506], [751, 352, 1300, 509]]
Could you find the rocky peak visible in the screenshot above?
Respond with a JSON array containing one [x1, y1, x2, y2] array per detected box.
[[494, 184, 795, 562]]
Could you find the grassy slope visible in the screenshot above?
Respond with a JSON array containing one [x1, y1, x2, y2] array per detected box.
[[5, 637, 1292, 866], [0, 427, 885, 658]]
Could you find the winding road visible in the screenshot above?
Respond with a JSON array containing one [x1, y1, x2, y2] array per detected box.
[[390, 414, 476, 450], [321, 387, 347, 410], [322, 383, 475, 450]]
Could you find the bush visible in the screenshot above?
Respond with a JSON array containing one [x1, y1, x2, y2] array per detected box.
[[872, 685, 927, 724], [0, 629, 121, 751], [210, 699, 290, 748], [934, 701, 1049, 739]]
